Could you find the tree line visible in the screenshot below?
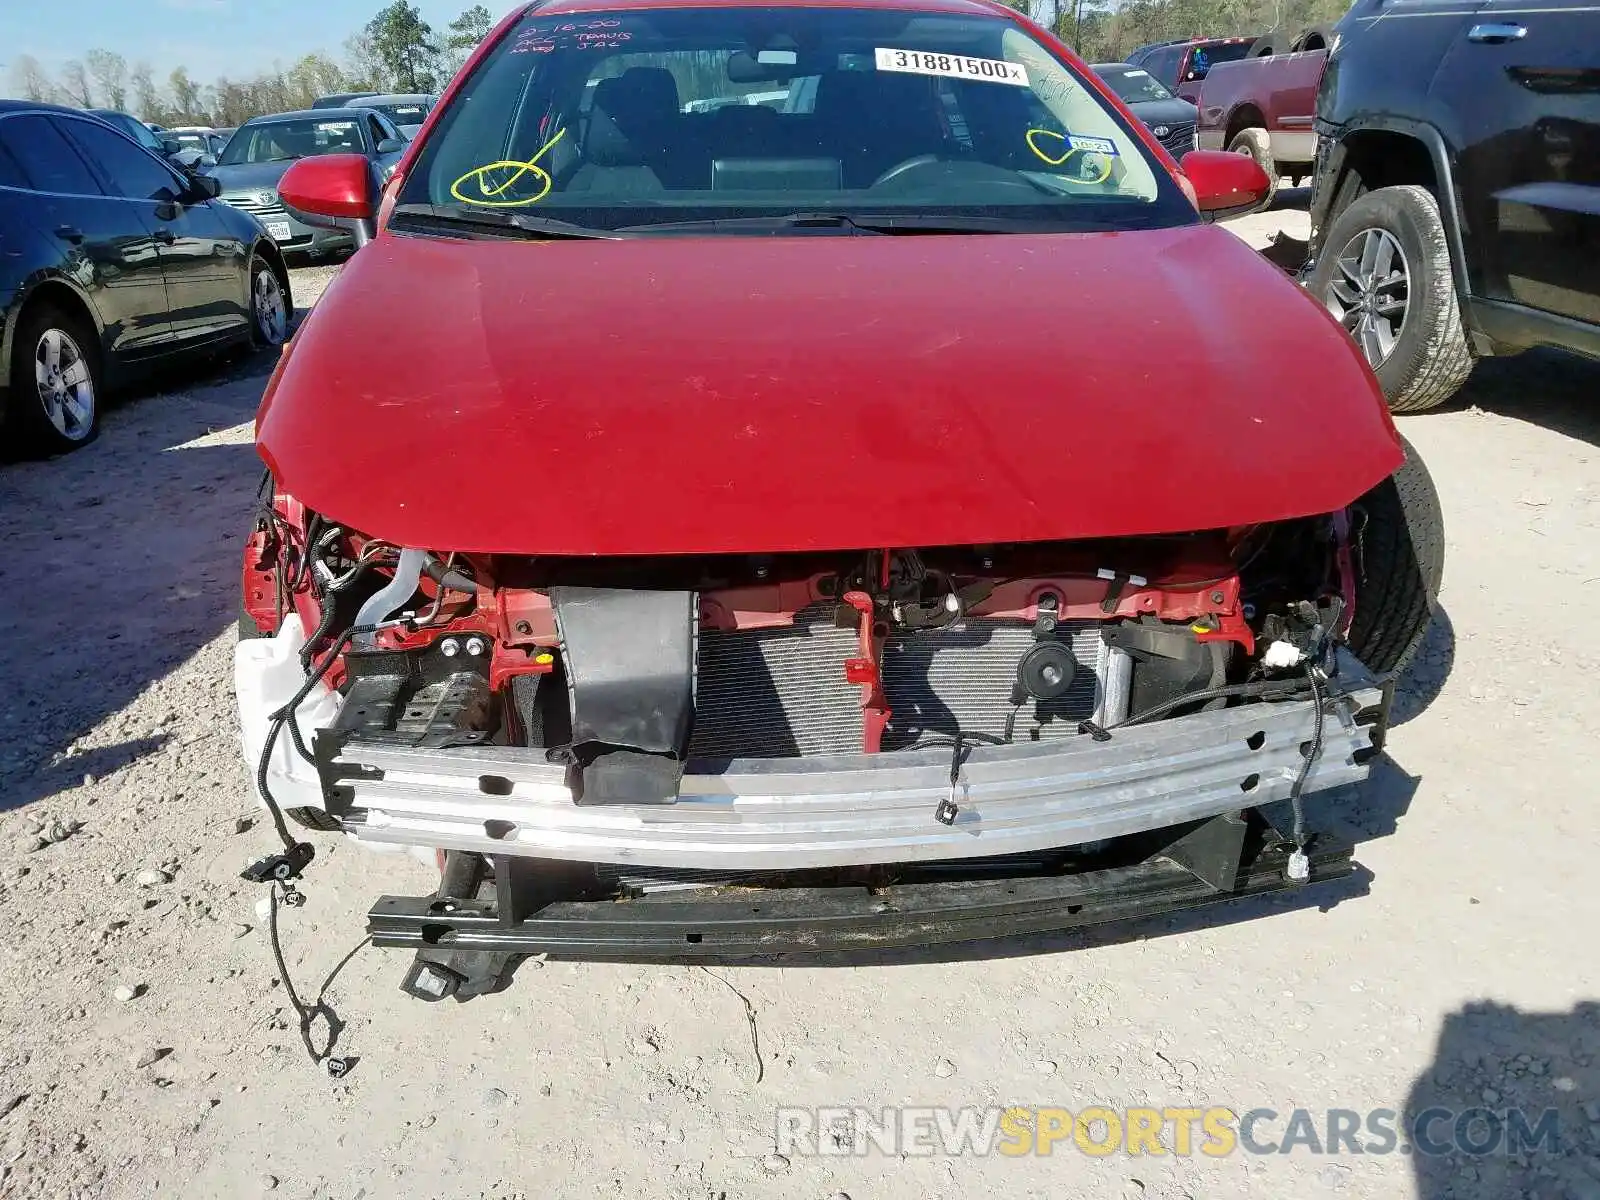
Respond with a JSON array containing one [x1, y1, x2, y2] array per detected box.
[[5, 2, 494, 128], [1006, 0, 1351, 64], [6, 0, 1354, 129]]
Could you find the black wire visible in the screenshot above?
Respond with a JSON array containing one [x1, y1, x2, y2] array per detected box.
[[1002, 701, 1024, 744], [267, 887, 372, 1067], [1287, 665, 1326, 851]]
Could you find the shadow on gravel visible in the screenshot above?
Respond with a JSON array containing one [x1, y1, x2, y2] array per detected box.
[[0, 342, 283, 812], [1392, 604, 1456, 727], [1405, 1000, 1600, 1200], [1269, 184, 1311, 212], [1447, 349, 1600, 449]]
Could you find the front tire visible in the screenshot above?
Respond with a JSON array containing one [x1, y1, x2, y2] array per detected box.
[[1346, 434, 1444, 677], [248, 255, 290, 350], [1227, 127, 1278, 213], [9, 303, 102, 455], [1309, 184, 1475, 413]]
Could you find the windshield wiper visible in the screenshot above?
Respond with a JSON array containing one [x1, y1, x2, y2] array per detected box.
[[390, 203, 623, 241], [616, 212, 1031, 235]]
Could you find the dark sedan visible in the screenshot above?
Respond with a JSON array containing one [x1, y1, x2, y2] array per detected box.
[[1091, 63, 1199, 160], [0, 101, 292, 456], [209, 109, 407, 258]]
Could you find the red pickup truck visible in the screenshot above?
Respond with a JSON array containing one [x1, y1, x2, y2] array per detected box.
[[1195, 36, 1331, 208]]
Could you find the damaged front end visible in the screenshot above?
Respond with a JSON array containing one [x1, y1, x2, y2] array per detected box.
[[237, 493, 1401, 995]]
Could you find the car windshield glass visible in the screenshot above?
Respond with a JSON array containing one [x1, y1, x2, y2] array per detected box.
[[1097, 67, 1175, 103], [377, 103, 430, 124], [400, 5, 1191, 233], [219, 117, 367, 164]]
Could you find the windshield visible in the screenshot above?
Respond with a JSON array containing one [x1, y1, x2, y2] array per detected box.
[[218, 117, 368, 165], [399, 5, 1192, 234], [1095, 66, 1176, 104], [375, 102, 430, 125]]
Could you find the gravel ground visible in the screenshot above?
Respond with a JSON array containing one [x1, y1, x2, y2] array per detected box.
[[2, 220, 1598, 1200]]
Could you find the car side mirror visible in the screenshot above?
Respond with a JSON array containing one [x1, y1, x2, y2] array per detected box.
[[187, 173, 222, 201], [279, 152, 379, 247], [376, 137, 405, 155], [161, 137, 183, 155], [1179, 149, 1272, 220]]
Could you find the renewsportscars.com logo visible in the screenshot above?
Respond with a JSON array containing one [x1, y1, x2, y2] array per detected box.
[[775, 1105, 1563, 1159]]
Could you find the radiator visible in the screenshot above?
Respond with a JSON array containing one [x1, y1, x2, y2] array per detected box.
[[689, 606, 1113, 759]]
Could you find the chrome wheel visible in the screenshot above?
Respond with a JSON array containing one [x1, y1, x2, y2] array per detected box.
[[33, 328, 95, 442], [253, 267, 288, 345], [1325, 226, 1410, 368]]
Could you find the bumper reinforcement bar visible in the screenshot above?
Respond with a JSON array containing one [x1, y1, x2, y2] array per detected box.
[[366, 816, 1360, 966], [332, 657, 1385, 871]]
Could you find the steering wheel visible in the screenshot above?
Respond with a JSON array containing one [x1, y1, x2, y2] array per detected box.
[[871, 154, 943, 188]]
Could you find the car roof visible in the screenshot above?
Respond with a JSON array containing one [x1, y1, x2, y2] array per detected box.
[[0, 99, 82, 116], [1091, 62, 1136, 71], [523, 0, 1007, 15], [349, 93, 435, 105], [241, 108, 377, 125]]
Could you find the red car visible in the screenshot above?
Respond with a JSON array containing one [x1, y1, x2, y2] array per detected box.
[[238, 0, 1440, 998]]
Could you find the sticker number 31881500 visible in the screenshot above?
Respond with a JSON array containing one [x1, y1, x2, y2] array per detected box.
[[874, 47, 1030, 86]]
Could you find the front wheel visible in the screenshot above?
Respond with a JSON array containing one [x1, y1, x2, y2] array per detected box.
[[248, 256, 290, 349], [1308, 185, 1475, 413], [1227, 127, 1278, 213], [1346, 434, 1445, 677]]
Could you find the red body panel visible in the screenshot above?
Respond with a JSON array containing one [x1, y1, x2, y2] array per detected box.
[[1195, 50, 1327, 152], [256, 222, 1400, 557]]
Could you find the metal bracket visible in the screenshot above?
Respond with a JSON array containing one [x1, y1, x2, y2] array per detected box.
[[1162, 811, 1250, 893]]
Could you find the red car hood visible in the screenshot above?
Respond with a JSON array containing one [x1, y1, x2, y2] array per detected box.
[[257, 224, 1401, 555]]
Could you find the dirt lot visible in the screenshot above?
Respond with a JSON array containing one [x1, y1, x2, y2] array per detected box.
[[2, 215, 1599, 1200]]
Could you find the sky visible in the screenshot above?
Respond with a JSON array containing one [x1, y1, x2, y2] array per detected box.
[[0, 0, 520, 93]]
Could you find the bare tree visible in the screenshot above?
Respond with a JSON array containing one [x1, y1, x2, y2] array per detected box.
[[130, 62, 162, 121], [9, 54, 57, 102], [169, 66, 203, 120], [58, 60, 94, 108], [286, 53, 348, 108], [85, 49, 129, 111], [343, 31, 388, 91]]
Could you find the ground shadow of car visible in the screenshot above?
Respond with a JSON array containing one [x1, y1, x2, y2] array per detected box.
[[1405, 1000, 1600, 1199], [0, 340, 285, 814], [1447, 349, 1600, 450], [1393, 604, 1456, 726], [1269, 183, 1312, 212]]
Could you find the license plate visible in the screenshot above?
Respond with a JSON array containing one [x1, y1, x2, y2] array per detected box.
[[266, 221, 293, 241]]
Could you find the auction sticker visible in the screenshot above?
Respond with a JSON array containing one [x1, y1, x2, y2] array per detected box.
[[875, 47, 1029, 86], [1066, 133, 1117, 155]]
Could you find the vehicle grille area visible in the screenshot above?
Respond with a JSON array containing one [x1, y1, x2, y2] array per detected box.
[[222, 195, 287, 219], [1156, 121, 1197, 157], [689, 605, 1105, 760]]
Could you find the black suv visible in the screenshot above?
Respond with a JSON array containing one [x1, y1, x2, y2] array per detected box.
[[1306, 0, 1600, 412]]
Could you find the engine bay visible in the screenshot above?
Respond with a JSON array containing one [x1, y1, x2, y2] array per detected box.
[[243, 482, 1357, 816]]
